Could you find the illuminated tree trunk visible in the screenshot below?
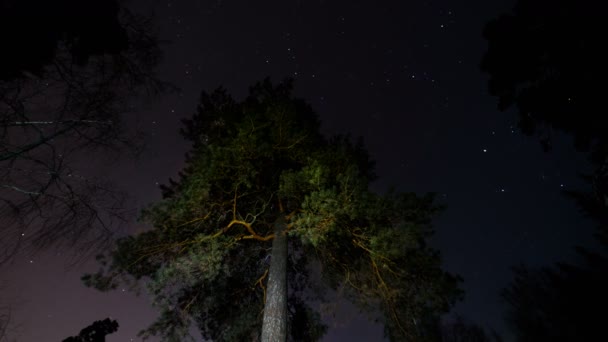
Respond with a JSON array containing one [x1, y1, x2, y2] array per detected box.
[[260, 216, 288, 342]]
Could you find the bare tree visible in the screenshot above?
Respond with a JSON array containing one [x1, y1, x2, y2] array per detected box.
[[0, 1, 167, 264]]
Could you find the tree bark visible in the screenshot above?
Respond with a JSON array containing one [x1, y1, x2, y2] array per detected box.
[[260, 215, 288, 342]]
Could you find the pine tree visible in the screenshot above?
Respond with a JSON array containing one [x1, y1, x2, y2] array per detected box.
[[83, 79, 462, 341]]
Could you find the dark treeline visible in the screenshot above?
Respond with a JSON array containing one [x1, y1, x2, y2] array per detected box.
[[482, 0, 608, 340]]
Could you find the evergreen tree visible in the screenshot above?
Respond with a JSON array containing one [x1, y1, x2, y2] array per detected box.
[[83, 79, 461, 341]]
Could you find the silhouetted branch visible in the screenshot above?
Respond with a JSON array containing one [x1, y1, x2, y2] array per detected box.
[[0, 1, 167, 265]]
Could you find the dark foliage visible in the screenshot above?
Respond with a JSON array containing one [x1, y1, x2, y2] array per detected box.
[[503, 260, 608, 341], [436, 315, 500, 342], [0, 0, 128, 81], [482, 1, 608, 340], [62, 318, 119, 342], [481, 0, 607, 159]]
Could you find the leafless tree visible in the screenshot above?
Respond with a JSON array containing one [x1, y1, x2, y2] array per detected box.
[[0, 3, 168, 265]]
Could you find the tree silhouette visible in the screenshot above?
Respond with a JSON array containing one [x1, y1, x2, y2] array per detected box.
[[62, 318, 119, 342], [482, 1, 608, 340], [0, 0, 128, 81], [502, 260, 608, 341], [481, 0, 607, 227], [481, 0, 607, 157], [0, 0, 166, 264], [83, 79, 462, 341]]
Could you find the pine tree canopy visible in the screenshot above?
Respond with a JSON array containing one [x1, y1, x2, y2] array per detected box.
[[83, 79, 462, 341]]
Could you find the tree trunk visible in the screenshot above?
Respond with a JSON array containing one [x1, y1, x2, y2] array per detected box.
[[260, 216, 288, 342]]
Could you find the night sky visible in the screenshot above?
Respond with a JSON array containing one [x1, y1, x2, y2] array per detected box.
[[2, 0, 598, 341]]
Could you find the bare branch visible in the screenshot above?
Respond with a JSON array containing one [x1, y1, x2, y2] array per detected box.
[[0, 4, 166, 265]]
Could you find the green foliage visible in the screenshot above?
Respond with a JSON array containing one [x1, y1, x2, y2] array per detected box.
[[84, 79, 461, 341]]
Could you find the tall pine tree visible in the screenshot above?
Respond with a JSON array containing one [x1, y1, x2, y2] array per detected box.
[[83, 79, 461, 341]]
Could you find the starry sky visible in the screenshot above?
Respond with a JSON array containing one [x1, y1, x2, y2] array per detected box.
[[2, 0, 598, 341]]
